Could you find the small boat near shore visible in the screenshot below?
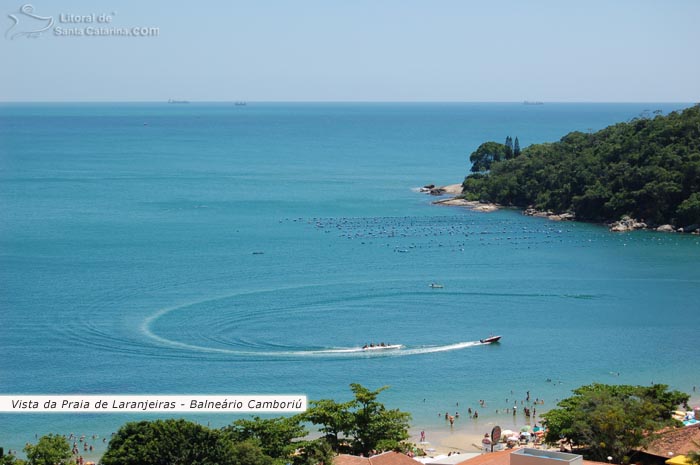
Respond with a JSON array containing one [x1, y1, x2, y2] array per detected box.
[[362, 343, 402, 351], [480, 335, 502, 344]]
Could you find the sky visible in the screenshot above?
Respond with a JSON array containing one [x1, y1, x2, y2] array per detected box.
[[1, 0, 699, 102]]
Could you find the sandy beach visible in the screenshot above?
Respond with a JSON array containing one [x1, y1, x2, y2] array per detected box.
[[408, 409, 539, 456], [411, 428, 485, 455]]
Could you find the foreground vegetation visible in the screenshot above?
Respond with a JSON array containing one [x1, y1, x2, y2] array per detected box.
[[4, 383, 698, 465], [542, 383, 690, 463], [463, 104, 700, 228], [1, 384, 410, 465]]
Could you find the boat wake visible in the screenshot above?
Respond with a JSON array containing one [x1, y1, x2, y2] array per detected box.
[[137, 282, 501, 360], [317, 341, 487, 357], [142, 311, 489, 358], [142, 306, 487, 359]]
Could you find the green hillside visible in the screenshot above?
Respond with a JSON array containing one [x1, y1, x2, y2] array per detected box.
[[462, 104, 700, 228]]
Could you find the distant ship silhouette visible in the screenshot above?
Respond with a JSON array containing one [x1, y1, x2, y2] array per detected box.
[[6, 4, 54, 40]]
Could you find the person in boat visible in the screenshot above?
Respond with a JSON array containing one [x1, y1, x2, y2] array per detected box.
[[380, 342, 386, 347], [363, 344, 368, 349]]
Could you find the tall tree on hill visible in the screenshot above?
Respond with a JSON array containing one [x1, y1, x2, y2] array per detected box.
[[514, 137, 521, 157], [504, 136, 514, 159]]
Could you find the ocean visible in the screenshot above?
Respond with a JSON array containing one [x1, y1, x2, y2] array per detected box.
[[1, 102, 698, 455]]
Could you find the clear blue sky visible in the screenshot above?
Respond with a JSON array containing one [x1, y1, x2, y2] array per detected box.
[[2, 0, 699, 102]]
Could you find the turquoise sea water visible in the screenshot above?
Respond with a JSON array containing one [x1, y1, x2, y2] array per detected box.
[[1, 102, 699, 454]]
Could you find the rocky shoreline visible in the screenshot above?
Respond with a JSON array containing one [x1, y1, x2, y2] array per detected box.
[[433, 197, 499, 212], [422, 184, 499, 212], [522, 208, 575, 222], [607, 215, 699, 234], [421, 184, 700, 234]]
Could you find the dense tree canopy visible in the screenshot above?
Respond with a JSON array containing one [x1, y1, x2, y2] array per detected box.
[[99, 385, 410, 465], [462, 105, 700, 227], [304, 384, 411, 456], [291, 439, 335, 465], [102, 419, 273, 465], [222, 416, 337, 465], [223, 416, 307, 461], [469, 141, 511, 172], [0, 455, 24, 465], [303, 398, 355, 451], [542, 383, 689, 463], [23, 434, 72, 465]]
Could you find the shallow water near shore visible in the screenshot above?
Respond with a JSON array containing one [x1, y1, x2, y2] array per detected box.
[[1, 102, 699, 455]]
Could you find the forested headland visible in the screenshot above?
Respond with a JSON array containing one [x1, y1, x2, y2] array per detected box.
[[462, 104, 700, 230]]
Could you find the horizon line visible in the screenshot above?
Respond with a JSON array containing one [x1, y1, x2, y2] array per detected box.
[[1, 100, 697, 105]]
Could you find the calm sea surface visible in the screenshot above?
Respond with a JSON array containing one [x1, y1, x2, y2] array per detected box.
[[1, 102, 698, 453]]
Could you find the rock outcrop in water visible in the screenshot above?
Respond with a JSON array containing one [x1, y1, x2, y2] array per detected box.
[[655, 224, 676, 232], [608, 216, 647, 232], [524, 208, 575, 222]]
